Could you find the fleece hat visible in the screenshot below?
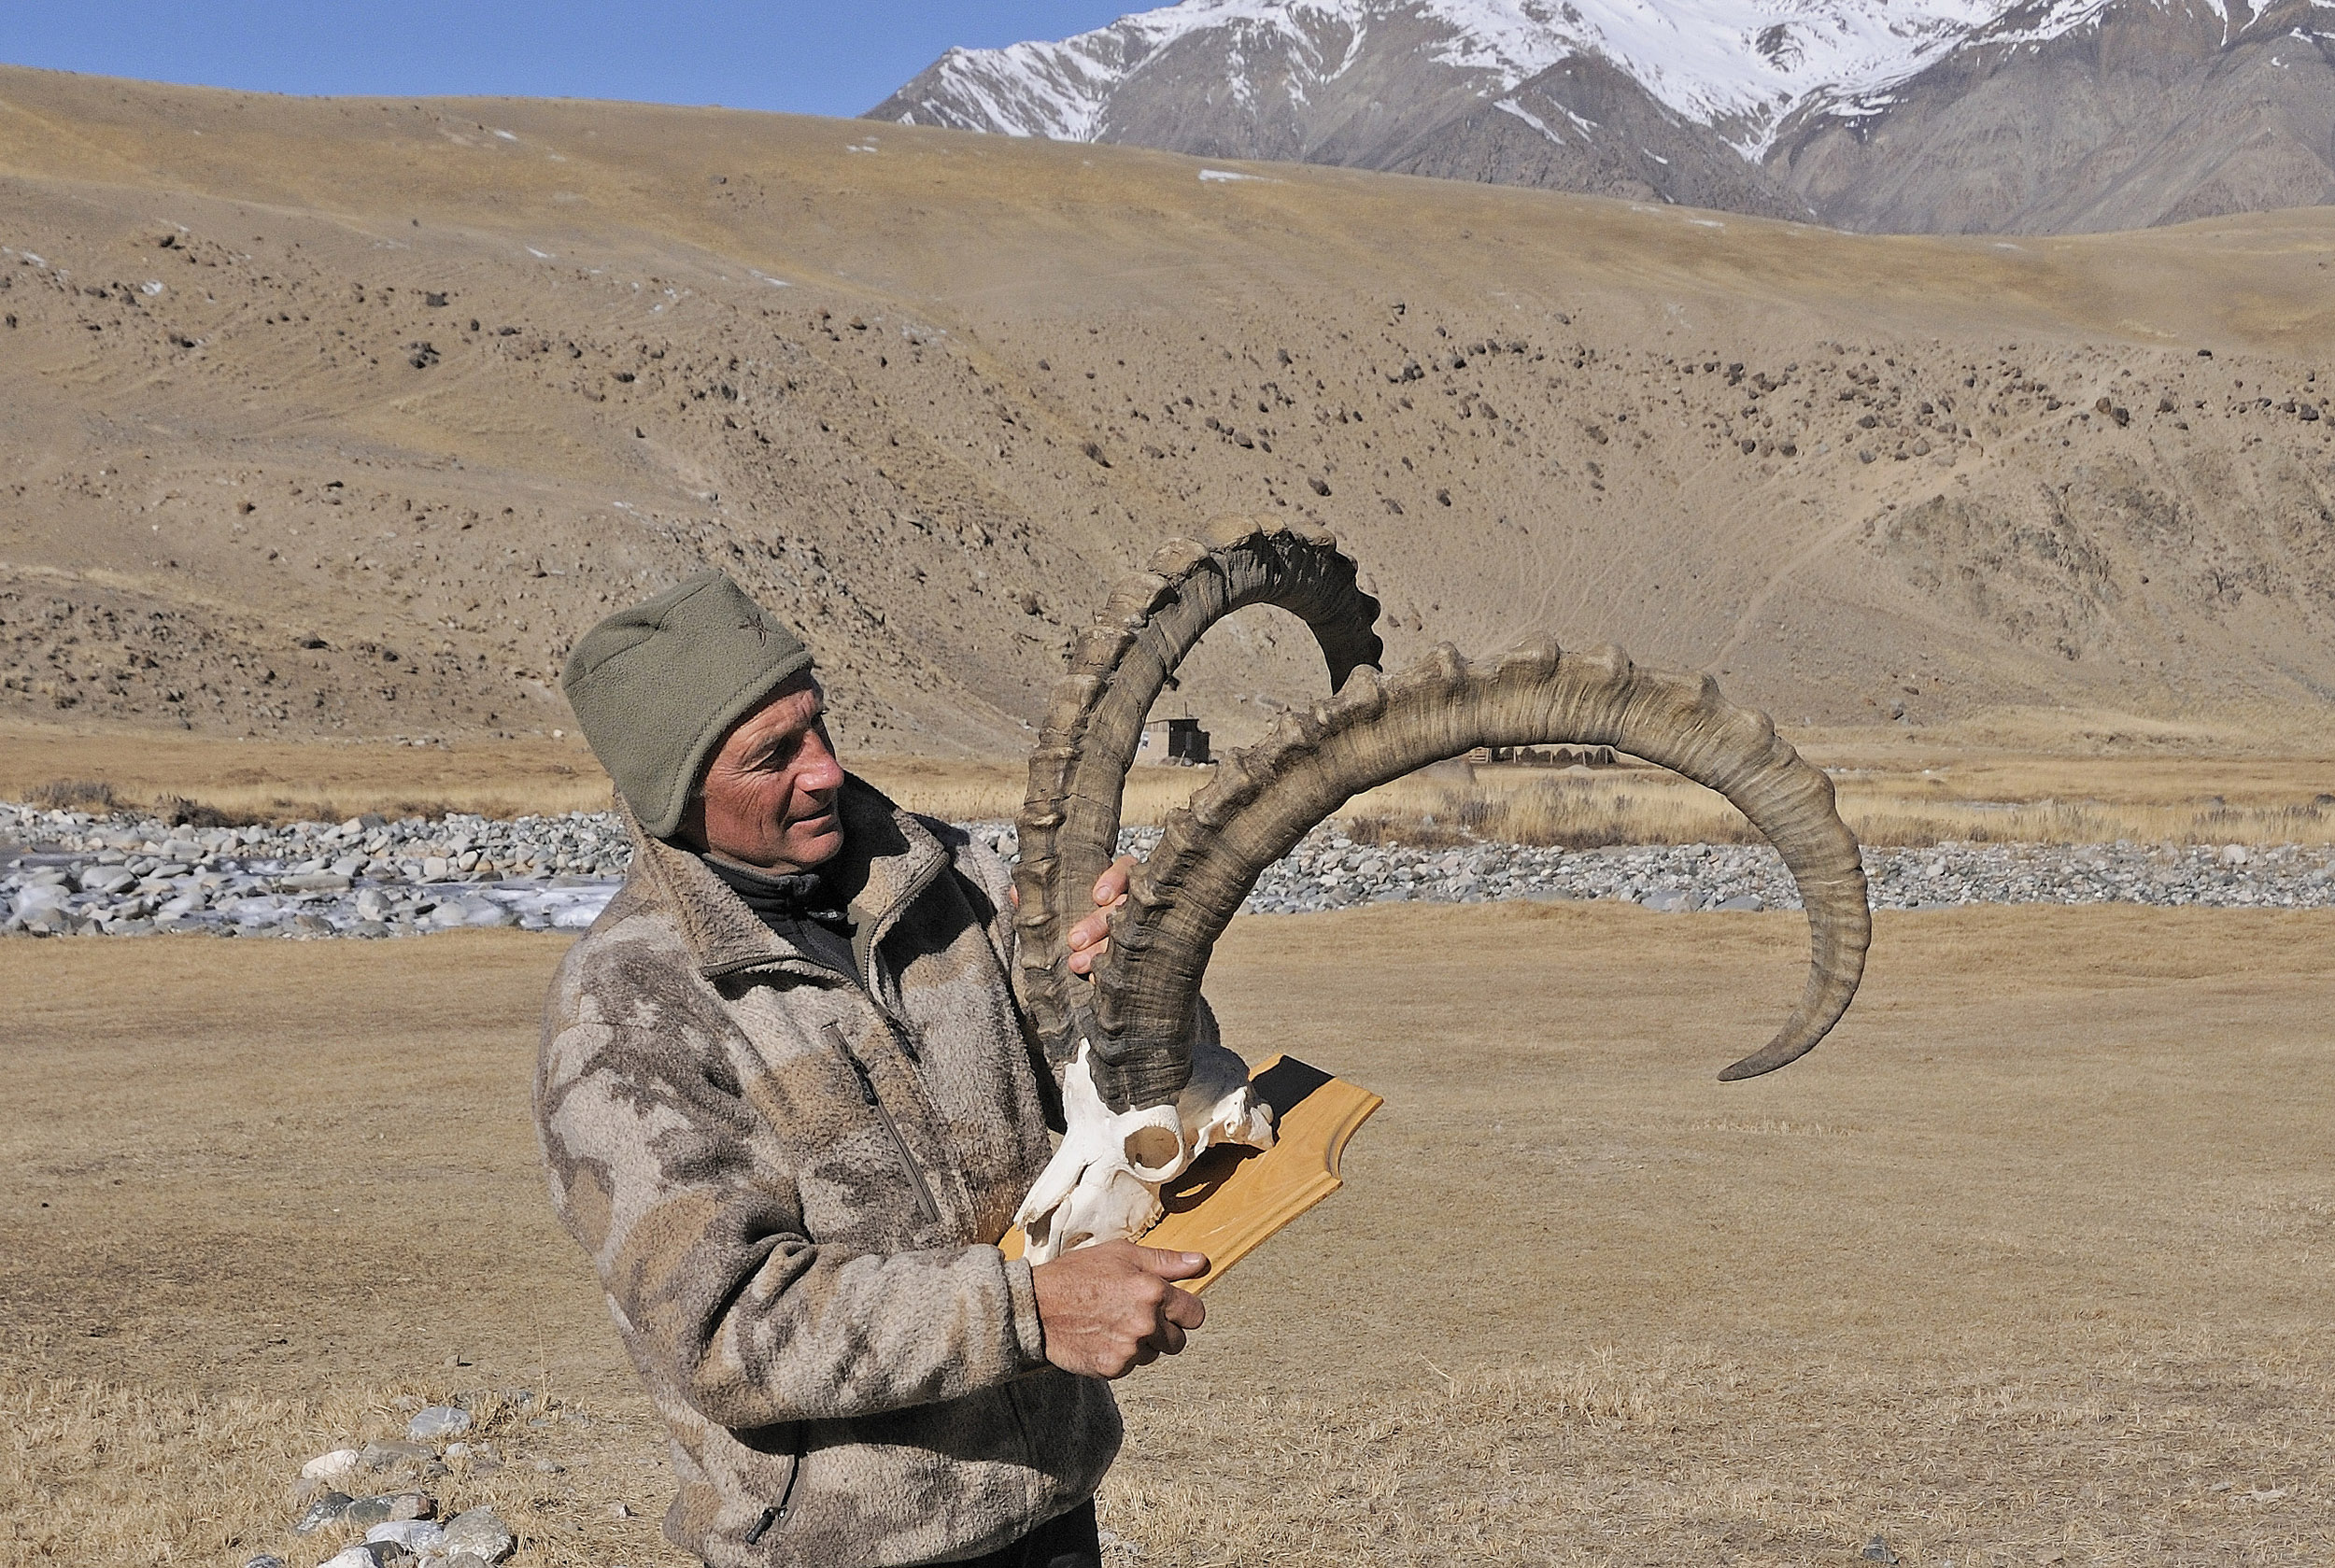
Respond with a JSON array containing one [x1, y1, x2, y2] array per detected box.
[[560, 570, 814, 840]]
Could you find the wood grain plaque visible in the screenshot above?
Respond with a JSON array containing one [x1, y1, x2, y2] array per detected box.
[[999, 1054, 1382, 1293]]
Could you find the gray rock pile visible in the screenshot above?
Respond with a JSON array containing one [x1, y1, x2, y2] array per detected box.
[[265, 1399, 530, 1568], [7, 800, 2331, 939], [0, 800, 626, 937], [967, 824, 2335, 913]]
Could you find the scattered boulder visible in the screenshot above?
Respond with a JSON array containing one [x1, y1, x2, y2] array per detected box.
[[363, 1520, 446, 1554], [341, 1490, 435, 1528], [291, 1491, 353, 1534], [316, 1546, 405, 1568], [440, 1504, 517, 1564], [407, 1406, 473, 1443], [360, 1439, 435, 1472]]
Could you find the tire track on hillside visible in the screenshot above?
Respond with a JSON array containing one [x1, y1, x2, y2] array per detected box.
[[1707, 506, 1875, 677]]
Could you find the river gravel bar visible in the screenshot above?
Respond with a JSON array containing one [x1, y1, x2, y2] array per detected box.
[[4, 802, 2331, 938]]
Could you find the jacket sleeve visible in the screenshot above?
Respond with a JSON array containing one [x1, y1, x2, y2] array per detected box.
[[537, 1004, 1049, 1432]]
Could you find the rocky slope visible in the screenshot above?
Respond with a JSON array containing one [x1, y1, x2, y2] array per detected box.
[[1768, 0, 2335, 231], [3, 65, 2334, 759], [868, 0, 2335, 232]]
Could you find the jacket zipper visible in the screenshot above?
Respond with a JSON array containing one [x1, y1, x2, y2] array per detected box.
[[821, 1022, 941, 1227], [742, 1423, 803, 1547]]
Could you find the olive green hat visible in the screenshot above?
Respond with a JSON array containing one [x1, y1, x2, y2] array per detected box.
[[559, 570, 814, 840]]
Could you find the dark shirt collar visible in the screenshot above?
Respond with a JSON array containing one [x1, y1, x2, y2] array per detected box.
[[617, 774, 948, 985], [699, 853, 851, 931]]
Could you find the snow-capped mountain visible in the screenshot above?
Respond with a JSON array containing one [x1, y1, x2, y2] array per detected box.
[[1768, 0, 2335, 231], [868, 0, 2001, 157], [865, 0, 2335, 231]]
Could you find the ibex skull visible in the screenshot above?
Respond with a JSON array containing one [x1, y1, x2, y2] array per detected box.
[[1010, 518, 1873, 1260], [1014, 1036, 1274, 1264]]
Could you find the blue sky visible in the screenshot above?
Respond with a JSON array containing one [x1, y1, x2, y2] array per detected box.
[[0, 3, 1136, 120]]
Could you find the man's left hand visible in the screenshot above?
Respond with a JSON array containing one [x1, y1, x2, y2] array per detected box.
[[1066, 855, 1135, 978]]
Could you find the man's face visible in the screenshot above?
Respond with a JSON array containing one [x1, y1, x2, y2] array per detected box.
[[681, 674, 847, 872]]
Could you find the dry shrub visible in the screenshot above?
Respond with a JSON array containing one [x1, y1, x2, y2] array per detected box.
[[27, 780, 115, 812], [1343, 775, 1759, 850], [1344, 813, 1475, 849], [161, 796, 260, 829]]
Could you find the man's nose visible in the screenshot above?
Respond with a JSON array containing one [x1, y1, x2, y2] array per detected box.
[[800, 730, 846, 792]]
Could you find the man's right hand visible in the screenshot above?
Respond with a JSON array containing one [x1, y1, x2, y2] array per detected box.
[[1029, 1241, 1208, 1379]]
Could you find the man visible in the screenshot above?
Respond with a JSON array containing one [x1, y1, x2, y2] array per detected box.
[[540, 570, 1208, 1568]]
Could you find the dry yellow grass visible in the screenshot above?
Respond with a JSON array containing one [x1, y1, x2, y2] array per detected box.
[[0, 722, 1210, 828], [0, 1376, 666, 1567], [0, 721, 618, 825], [1344, 756, 2335, 849], [8, 720, 2330, 849], [7, 904, 2334, 1564]]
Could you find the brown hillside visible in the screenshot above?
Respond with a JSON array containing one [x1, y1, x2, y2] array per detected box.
[[3, 65, 2333, 760]]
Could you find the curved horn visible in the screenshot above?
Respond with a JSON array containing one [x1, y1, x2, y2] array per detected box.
[[1085, 636, 1871, 1110], [1013, 519, 1383, 1068]]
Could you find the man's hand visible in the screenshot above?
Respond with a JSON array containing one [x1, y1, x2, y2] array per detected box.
[[1029, 1241, 1208, 1378], [1066, 855, 1136, 978]]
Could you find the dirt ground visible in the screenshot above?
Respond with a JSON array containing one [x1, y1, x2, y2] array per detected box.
[[7, 903, 2332, 1565]]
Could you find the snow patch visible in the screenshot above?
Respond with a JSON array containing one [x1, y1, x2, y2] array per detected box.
[[1198, 166, 1264, 180], [1494, 97, 1566, 143]]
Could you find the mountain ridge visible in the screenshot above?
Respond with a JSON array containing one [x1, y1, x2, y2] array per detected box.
[[866, 0, 2335, 232]]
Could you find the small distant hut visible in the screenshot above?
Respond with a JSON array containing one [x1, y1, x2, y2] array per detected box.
[[1138, 715, 1211, 765], [1162, 717, 1210, 765]]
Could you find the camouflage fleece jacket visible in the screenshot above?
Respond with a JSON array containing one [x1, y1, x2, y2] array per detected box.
[[536, 775, 1121, 1568]]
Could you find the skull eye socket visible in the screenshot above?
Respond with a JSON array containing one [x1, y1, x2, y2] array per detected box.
[[1122, 1124, 1182, 1174]]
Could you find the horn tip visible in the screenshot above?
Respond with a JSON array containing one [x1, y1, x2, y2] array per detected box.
[[1719, 1031, 1823, 1081]]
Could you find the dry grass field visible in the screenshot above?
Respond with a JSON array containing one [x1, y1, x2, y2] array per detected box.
[[1343, 754, 2335, 849], [7, 717, 2330, 850], [7, 904, 2333, 1565]]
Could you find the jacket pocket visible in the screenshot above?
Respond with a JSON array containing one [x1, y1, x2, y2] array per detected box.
[[820, 1022, 941, 1227]]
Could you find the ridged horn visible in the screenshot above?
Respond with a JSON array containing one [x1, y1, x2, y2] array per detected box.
[[1012, 519, 1383, 1069], [1083, 636, 1871, 1110]]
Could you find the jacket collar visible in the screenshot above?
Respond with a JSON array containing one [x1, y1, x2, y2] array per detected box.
[[621, 774, 948, 984]]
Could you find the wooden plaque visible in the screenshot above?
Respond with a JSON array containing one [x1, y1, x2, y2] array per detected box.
[[1000, 1054, 1382, 1293]]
